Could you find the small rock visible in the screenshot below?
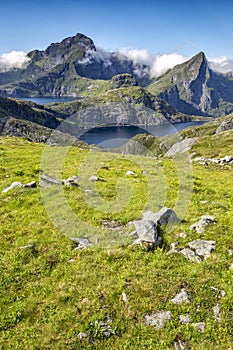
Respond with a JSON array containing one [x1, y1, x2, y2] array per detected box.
[[229, 262, 233, 270], [187, 239, 216, 260], [173, 339, 190, 350], [143, 311, 172, 329], [2, 181, 22, 193], [62, 175, 80, 187], [190, 215, 215, 233], [23, 181, 37, 188], [89, 175, 105, 182], [77, 332, 88, 340], [93, 320, 114, 338], [179, 232, 187, 238], [210, 286, 226, 297], [200, 200, 209, 204], [191, 322, 206, 333], [19, 244, 37, 253], [122, 292, 127, 303], [180, 248, 201, 263], [213, 303, 222, 323], [179, 315, 191, 324], [133, 220, 159, 245], [39, 174, 62, 187], [170, 288, 191, 305], [171, 242, 179, 249], [71, 237, 93, 250], [228, 249, 233, 256], [126, 170, 136, 176]]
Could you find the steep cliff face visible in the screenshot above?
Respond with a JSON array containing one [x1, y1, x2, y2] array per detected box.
[[148, 52, 233, 117]]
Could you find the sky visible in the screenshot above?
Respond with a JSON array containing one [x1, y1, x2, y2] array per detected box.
[[1, 0, 233, 74]]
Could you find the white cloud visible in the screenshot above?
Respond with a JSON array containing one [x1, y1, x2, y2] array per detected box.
[[0, 51, 31, 72], [117, 48, 154, 67], [208, 56, 233, 74], [150, 53, 188, 78]]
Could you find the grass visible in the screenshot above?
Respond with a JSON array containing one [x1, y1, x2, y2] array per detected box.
[[0, 135, 233, 349]]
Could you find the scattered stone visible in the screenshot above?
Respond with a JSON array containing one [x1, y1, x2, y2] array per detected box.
[[84, 189, 94, 194], [68, 258, 76, 263], [77, 332, 88, 340], [71, 237, 93, 250], [122, 292, 127, 303], [101, 165, 109, 170], [193, 155, 233, 166], [229, 262, 233, 270], [190, 215, 215, 233], [191, 322, 206, 333], [92, 320, 114, 338], [2, 181, 22, 193], [143, 311, 172, 329], [179, 315, 191, 324], [126, 170, 136, 176], [179, 232, 187, 238], [216, 117, 233, 134], [213, 303, 222, 323], [142, 207, 180, 227], [171, 242, 179, 249], [210, 286, 226, 297], [62, 175, 80, 187], [167, 239, 215, 263], [173, 339, 190, 350], [19, 244, 37, 254], [89, 175, 105, 182], [187, 239, 216, 260], [170, 289, 191, 305], [39, 174, 62, 187], [200, 200, 209, 204], [228, 249, 233, 256], [23, 180, 37, 188]]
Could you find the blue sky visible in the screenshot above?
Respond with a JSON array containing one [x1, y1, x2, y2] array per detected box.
[[1, 0, 233, 58]]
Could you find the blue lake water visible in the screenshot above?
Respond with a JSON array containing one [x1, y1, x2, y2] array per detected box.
[[21, 96, 79, 105], [79, 122, 207, 148], [21, 97, 207, 148]]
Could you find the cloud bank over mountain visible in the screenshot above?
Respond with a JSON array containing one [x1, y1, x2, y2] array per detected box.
[[0, 51, 30, 72]]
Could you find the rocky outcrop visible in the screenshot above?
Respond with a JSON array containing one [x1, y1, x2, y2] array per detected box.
[[148, 52, 233, 117], [111, 74, 138, 88]]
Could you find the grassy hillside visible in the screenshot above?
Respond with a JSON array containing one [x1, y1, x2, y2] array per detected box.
[[0, 135, 233, 349]]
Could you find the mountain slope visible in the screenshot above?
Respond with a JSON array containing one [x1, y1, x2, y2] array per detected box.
[[0, 33, 149, 98], [147, 52, 233, 117]]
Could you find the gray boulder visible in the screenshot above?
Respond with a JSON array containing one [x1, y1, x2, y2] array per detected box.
[[23, 181, 37, 188], [216, 117, 233, 134], [187, 239, 216, 260], [190, 215, 215, 233], [2, 181, 22, 193], [170, 288, 191, 305], [143, 207, 180, 226], [71, 237, 93, 250], [165, 138, 198, 157], [143, 311, 172, 329]]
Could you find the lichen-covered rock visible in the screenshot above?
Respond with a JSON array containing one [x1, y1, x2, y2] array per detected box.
[[170, 288, 191, 305], [143, 311, 172, 329]]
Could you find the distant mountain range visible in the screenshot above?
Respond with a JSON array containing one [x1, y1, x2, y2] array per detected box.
[[1, 33, 233, 118]]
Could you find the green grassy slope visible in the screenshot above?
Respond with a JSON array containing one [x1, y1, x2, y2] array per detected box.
[[0, 135, 232, 349]]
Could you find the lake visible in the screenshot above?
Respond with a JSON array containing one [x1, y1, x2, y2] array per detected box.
[[22, 97, 207, 148], [21, 96, 79, 104], [79, 122, 207, 148]]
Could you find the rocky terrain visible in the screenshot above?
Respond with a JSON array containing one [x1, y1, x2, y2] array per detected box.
[[1, 33, 233, 118]]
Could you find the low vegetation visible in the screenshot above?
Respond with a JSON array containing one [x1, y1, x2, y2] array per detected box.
[[0, 130, 232, 349]]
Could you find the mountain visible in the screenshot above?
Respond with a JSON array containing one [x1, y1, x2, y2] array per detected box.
[[0, 33, 149, 98], [147, 52, 233, 117]]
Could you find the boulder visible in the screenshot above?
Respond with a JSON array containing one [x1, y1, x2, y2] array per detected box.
[[2, 181, 23, 193], [170, 288, 191, 305], [23, 181, 37, 188], [165, 138, 198, 157], [89, 175, 105, 182], [190, 215, 215, 233], [71, 237, 93, 250], [187, 239, 216, 260], [143, 207, 180, 226], [143, 311, 172, 329]]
